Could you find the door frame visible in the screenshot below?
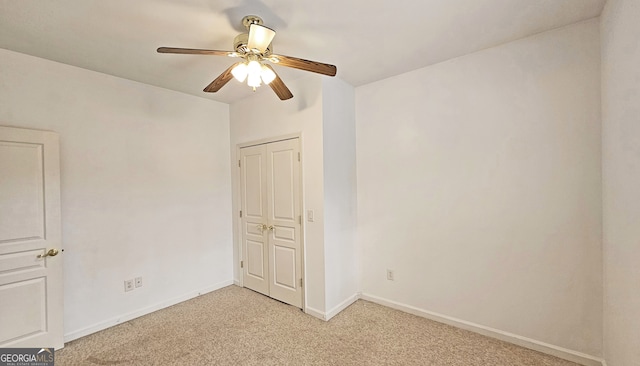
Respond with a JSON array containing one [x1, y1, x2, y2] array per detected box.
[[234, 133, 305, 309]]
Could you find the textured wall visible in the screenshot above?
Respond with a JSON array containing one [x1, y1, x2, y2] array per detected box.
[[0, 49, 233, 339], [322, 77, 358, 315], [356, 20, 602, 356], [601, 0, 640, 364]]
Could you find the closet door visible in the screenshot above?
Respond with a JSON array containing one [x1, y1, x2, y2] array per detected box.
[[240, 145, 269, 296], [240, 138, 302, 308], [265, 139, 302, 308]]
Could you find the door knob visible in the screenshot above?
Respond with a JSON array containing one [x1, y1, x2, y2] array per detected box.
[[37, 249, 59, 258], [256, 224, 268, 231], [268, 225, 275, 231]]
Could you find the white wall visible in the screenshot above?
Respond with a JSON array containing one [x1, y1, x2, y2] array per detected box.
[[601, 0, 640, 364], [229, 75, 327, 314], [0, 49, 233, 339], [356, 19, 602, 358], [321, 77, 358, 316]]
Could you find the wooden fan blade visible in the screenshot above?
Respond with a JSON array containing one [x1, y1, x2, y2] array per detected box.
[[271, 54, 337, 76], [264, 65, 293, 100], [157, 47, 232, 56], [203, 62, 241, 93]]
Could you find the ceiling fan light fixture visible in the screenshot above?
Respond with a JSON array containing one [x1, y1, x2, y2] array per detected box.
[[247, 72, 262, 88], [247, 24, 276, 53], [231, 63, 248, 82], [233, 59, 275, 88], [246, 60, 262, 88], [260, 65, 276, 84], [247, 59, 261, 74], [246, 60, 263, 88]]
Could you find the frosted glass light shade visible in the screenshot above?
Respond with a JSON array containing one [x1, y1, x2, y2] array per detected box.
[[247, 73, 261, 87], [247, 60, 262, 87], [231, 63, 248, 82], [247, 60, 261, 74], [260, 65, 276, 84], [247, 24, 276, 53]]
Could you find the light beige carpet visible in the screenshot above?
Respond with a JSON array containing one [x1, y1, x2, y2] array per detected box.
[[57, 285, 579, 365]]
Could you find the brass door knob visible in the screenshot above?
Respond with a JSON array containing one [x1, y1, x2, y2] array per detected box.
[[268, 225, 275, 231], [37, 249, 59, 258]]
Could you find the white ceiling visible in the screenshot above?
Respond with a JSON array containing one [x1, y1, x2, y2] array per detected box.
[[0, 0, 605, 104]]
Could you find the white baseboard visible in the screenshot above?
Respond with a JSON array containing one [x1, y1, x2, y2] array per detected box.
[[233, 279, 241, 286], [64, 279, 234, 343], [304, 293, 361, 321], [326, 293, 360, 321], [304, 306, 326, 321], [360, 293, 605, 366]]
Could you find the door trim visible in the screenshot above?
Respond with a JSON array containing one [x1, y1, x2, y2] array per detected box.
[[234, 133, 305, 309], [237, 133, 301, 149]]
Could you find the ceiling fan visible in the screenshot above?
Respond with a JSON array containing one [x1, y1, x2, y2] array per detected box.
[[157, 15, 337, 100]]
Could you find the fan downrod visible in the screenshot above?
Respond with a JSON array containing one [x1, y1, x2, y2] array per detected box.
[[241, 15, 264, 30]]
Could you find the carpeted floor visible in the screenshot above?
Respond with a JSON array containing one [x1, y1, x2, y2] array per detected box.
[[57, 285, 579, 365]]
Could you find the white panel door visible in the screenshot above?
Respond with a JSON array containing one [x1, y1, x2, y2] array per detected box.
[[0, 126, 63, 349], [266, 139, 302, 308], [240, 138, 302, 308], [240, 145, 269, 295]]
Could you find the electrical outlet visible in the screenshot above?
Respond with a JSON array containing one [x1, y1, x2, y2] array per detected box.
[[135, 277, 143, 288], [124, 279, 134, 292], [386, 269, 395, 281]]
